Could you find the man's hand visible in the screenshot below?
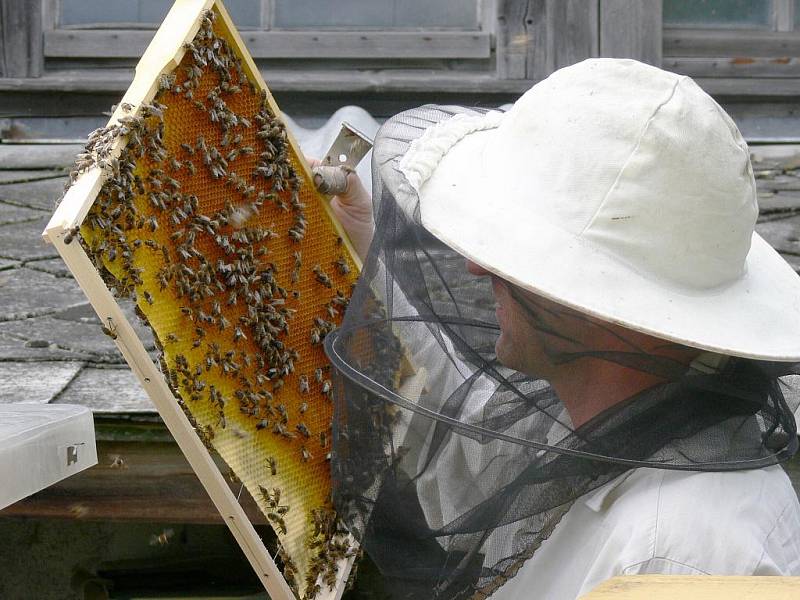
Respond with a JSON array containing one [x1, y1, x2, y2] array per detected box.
[[306, 158, 374, 261]]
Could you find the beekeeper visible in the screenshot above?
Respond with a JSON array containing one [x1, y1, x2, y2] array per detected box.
[[316, 58, 800, 600]]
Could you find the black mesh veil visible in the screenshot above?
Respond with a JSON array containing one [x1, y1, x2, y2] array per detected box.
[[323, 105, 800, 599]]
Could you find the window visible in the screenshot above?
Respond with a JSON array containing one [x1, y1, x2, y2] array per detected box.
[[273, 0, 479, 29], [664, 0, 773, 29], [46, 0, 488, 62], [662, 0, 800, 87], [57, 0, 479, 30]]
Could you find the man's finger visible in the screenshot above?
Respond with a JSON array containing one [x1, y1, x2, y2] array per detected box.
[[312, 165, 352, 195]]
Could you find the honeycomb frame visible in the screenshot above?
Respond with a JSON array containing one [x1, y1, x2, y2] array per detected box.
[[42, 1, 362, 599]]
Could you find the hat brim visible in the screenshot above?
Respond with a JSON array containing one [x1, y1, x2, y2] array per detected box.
[[416, 125, 800, 361]]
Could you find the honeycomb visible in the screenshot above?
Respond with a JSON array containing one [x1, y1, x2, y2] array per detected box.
[[65, 7, 358, 597]]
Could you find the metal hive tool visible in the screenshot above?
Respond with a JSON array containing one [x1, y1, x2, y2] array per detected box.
[[43, 1, 365, 598]]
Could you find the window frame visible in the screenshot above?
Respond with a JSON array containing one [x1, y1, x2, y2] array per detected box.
[[41, 0, 493, 61]]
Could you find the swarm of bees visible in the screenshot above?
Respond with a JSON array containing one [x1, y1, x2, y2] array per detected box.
[[63, 7, 358, 598]]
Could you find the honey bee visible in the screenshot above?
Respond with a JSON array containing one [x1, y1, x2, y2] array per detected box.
[[298, 375, 310, 394], [101, 317, 118, 340], [69, 503, 90, 519], [63, 225, 80, 245], [312, 264, 333, 288], [149, 528, 175, 547], [321, 379, 332, 397], [272, 422, 296, 439], [158, 73, 176, 91], [231, 426, 248, 440], [334, 256, 350, 275]]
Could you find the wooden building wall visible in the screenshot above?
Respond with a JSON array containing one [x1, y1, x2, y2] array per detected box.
[[0, 0, 799, 141]]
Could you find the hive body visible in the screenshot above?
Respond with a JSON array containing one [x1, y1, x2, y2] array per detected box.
[[53, 3, 359, 597]]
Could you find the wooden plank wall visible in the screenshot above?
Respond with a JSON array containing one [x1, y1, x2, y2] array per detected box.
[[600, 0, 662, 66], [3, 0, 800, 97], [0, 0, 43, 77], [44, 30, 492, 60], [496, 0, 599, 80], [495, 0, 662, 81]]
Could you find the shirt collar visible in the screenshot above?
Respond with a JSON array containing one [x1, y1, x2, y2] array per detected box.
[[577, 352, 729, 513]]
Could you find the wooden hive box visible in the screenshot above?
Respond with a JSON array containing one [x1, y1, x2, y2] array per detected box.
[[42, 1, 363, 598]]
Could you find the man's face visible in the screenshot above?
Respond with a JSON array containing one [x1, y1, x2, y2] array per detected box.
[[466, 259, 701, 380], [466, 259, 565, 377]]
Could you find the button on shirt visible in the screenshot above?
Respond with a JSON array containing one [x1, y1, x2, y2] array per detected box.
[[492, 464, 800, 600]]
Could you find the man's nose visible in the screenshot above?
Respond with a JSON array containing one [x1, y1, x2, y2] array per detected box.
[[466, 259, 491, 276]]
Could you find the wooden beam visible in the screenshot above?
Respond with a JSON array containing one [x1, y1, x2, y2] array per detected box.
[[664, 29, 800, 58], [496, 0, 530, 79], [5, 69, 800, 98], [693, 77, 800, 97], [0, 439, 268, 524], [496, 0, 598, 80], [0, 68, 536, 95], [584, 576, 800, 599], [664, 56, 800, 79], [0, 0, 43, 77], [599, 0, 662, 66], [44, 29, 491, 60]]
